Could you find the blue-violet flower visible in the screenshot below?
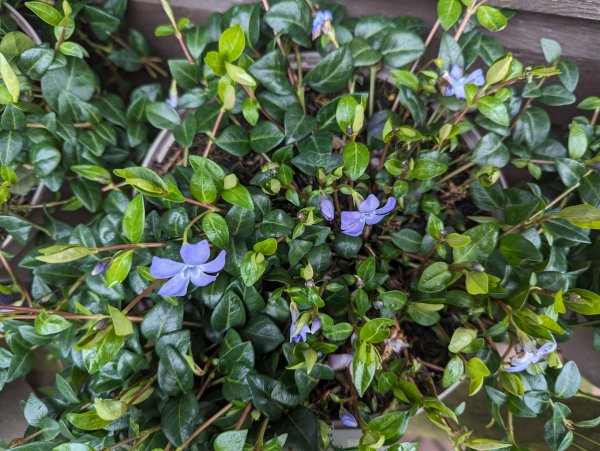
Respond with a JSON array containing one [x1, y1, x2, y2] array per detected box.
[[91, 260, 109, 276], [504, 337, 557, 373], [340, 194, 396, 236], [289, 304, 321, 343], [327, 353, 354, 371], [312, 9, 333, 40], [340, 412, 358, 428], [319, 195, 335, 221], [150, 240, 226, 297], [442, 64, 485, 100]]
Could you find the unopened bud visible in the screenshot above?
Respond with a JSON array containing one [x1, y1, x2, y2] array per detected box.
[[305, 279, 315, 289], [356, 278, 364, 288], [471, 262, 484, 272]]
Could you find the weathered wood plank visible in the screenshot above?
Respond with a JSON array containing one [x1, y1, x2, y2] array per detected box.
[[489, 0, 600, 21]]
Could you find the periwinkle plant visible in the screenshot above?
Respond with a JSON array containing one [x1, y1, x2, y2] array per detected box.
[[1, 0, 600, 450]]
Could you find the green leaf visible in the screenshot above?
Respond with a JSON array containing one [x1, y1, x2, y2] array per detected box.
[[216, 125, 251, 156], [442, 356, 464, 387], [438, 0, 462, 31], [168, 59, 201, 90], [108, 305, 133, 336], [554, 361, 580, 399], [366, 411, 410, 445], [304, 46, 354, 94], [349, 37, 382, 67], [381, 31, 425, 68], [477, 6, 507, 32], [240, 314, 284, 353], [146, 102, 181, 129], [0, 215, 33, 245], [36, 244, 95, 263], [352, 341, 379, 396], [264, 0, 311, 47], [453, 224, 498, 264], [25, 1, 62, 26], [0, 130, 24, 165], [211, 292, 246, 332], [476, 96, 509, 126], [141, 301, 183, 341], [360, 318, 395, 343], [114, 167, 168, 196], [225, 62, 256, 87], [519, 106, 550, 149], [94, 398, 127, 421], [557, 204, 600, 229], [23, 393, 48, 427], [81, 326, 125, 374], [214, 430, 248, 451], [418, 262, 453, 292], [34, 310, 71, 335], [72, 165, 112, 184], [343, 142, 370, 180], [158, 345, 193, 396], [448, 327, 477, 353], [1, 103, 26, 130], [250, 121, 284, 153], [540, 37, 561, 63], [411, 158, 447, 180], [241, 251, 266, 286], [297, 132, 332, 167], [284, 105, 315, 144], [106, 250, 133, 288], [223, 184, 254, 210], [67, 411, 111, 431], [123, 195, 145, 244], [568, 122, 587, 159], [161, 393, 199, 447], [463, 439, 511, 450], [202, 212, 229, 248], [465, 357, 490, 379], [190, 171, 217, 204], [472, 132, 509, 168]]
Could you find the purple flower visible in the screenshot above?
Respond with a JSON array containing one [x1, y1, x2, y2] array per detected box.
[[385, 337, 409, 354], [504, 337, 557, 372], [340, 194, 396, 237], [150, 240, 225, 297], [312, 9, 333, 40], [327, 353, 353, 371], [442, 64, 485, 100], [340, 412, 358, 428], [289, 305, 321, 343], [319, 195, 335, 221], [91, 260, 109, 276]]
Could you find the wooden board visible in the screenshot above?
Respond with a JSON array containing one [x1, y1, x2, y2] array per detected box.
[[489, 0, 600, 21]]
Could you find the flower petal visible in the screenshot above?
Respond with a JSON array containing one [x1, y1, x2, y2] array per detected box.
[[340, 412, 358, 428], [319, 195, 335, 221], [443, 85, 455, 97], [465, 68, 485, 87], [342, 220, 366, 236], [150, 257, 186, 279], [365, 214, 385, 225], [188, 267, 218, 288], [323, 10, 333, 21], [199, 250, 226, 274], [374, 197, 396, 215], [450, 64, 463, 80], [328, 353, 353, 371], [453, 83, 467, 100], [341, 211, 365, 236], [158, 272, 190, 297], [180, 240, 211, 265], [358, 194, 380, 213]]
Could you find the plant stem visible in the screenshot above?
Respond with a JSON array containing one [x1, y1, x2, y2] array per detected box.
[[438, 161, 474, 185], [500, 169, 593, 238], [260, 0, 297, 85], [235, 402, 253, 430], [294, 44, 305, 111], [176, 402, 234, 450], [454, 0, 479, 41], [123, 280, 162, 314], [368, 65, 377, 118], [203, 108, 225, 158], [97, 242, 167, 253], [253, 417, 270, 451], [183, 197, 222, 212], [574, 392, 600, 402], [106, 425, 161, 450], [591, 107, 600, 126], [0, 252, 31, 306]]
